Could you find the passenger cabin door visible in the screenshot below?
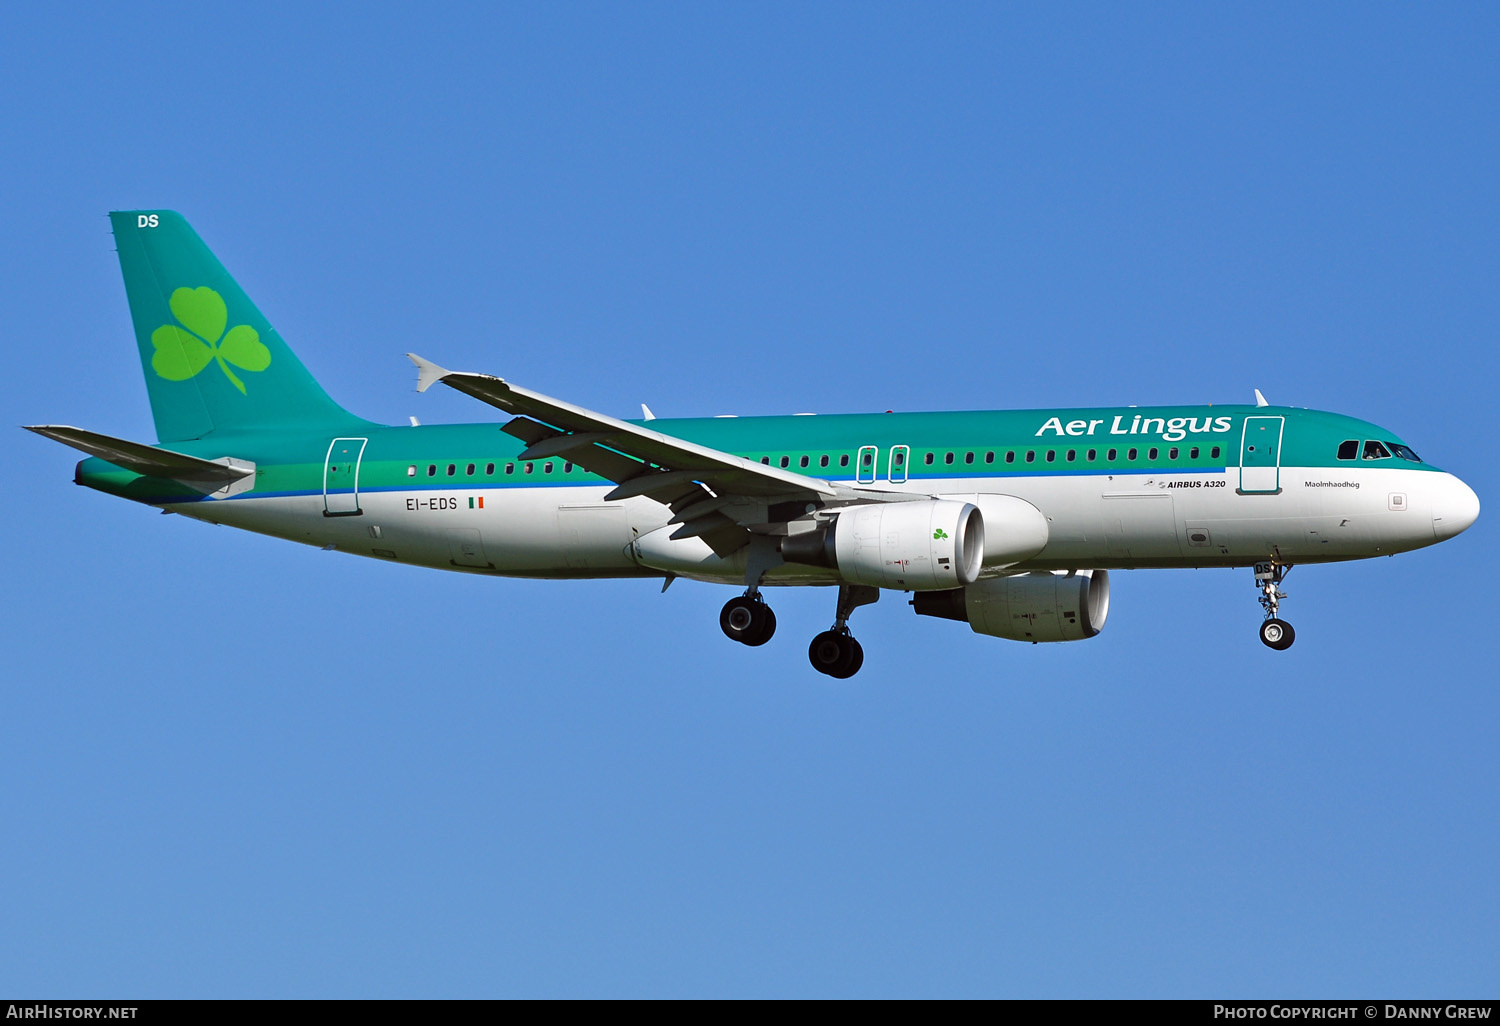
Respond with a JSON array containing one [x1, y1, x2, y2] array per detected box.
[[1238, 417, 1284, 495], [323, 437, 368, 516], [856, 445, 878, 485]]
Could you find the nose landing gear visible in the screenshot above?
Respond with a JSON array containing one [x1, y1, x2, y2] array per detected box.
[[1255, 560, 1295, 650]]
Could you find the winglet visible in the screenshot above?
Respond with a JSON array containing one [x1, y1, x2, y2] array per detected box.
[[1253, 388, 1269, 407], [641, 403, 656, 421], [406, 353, 452, 393]]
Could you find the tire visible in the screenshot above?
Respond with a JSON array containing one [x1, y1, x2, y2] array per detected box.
[[830, 637, 864, 679], [1259, 618, 1295, 651], [744, 605, 776, 647], [810, 630, 858, 678], [720, 597, 757, 643], [722, 597, 776, 646], [808, 630, 856, 676]]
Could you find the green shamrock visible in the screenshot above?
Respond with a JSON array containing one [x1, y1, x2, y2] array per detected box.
[[933, 528, 949, 540], [150, 287, 271, 394]]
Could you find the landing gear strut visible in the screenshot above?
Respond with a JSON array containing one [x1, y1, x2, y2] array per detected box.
[[1254, 560, 1295, 651], [808, 585, 879, 678]]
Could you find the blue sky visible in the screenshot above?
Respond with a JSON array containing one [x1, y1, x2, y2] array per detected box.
[[2, 2, 1495, 997]]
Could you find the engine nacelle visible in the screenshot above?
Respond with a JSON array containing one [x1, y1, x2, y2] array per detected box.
[[949, 493, 1050, 568], [913, 570, 1110, 642], [782, 499, 984, 590]]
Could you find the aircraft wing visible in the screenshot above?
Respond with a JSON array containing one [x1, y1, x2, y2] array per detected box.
[[408, 354, 851, 555]]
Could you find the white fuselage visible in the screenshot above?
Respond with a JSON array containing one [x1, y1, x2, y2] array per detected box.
[[167, 461, 1468, 586]]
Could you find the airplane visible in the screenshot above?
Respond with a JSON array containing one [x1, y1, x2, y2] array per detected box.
[[27, 211, 1480, 677]]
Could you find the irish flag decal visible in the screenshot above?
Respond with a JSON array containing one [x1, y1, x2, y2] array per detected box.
[[468, 496, 485, 509]]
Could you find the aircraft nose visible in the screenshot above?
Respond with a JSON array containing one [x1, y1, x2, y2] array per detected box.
[[1432, 473, 1480, 541]]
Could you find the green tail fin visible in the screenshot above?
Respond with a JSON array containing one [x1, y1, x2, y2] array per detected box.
[[109, 210, 368, 442]]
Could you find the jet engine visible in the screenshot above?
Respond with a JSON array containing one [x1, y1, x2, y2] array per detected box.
[[912, 570, 1110, 643], [781, 499, 984, 590]]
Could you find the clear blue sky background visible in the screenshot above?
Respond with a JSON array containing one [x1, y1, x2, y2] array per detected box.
[[2, 2, 1495, 998]]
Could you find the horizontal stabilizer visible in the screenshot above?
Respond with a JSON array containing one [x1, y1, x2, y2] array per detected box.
[[25, 425, 255, 497]]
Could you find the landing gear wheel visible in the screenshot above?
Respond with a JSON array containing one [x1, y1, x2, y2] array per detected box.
[[745, 605, 776, 647], [721, 596, 776, 646], [834, 637, 863, 679], [808, 630, 862, 678], [1259, 618, 1295, 651]]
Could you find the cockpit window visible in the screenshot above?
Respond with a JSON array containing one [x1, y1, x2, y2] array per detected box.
[[1390, 443, 1423, 463], [1337, 440, 1358, 460], [1362, 440, 1392, 460]]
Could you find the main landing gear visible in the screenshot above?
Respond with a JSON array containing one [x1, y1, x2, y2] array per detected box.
[[720, 592, 776, 647], [1254, 560, 1295, 651], [718, 584, 880, 678], [808, 585, 879, 679]]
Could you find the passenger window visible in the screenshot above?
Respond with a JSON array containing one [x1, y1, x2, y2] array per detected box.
[[1005, 452, 1015, 464], [780, 456, 790, 468], [944, 452, 954, 465], [1107, 449, 1117, 461], [544, 462, 553, 474], [466, 463, 475, 476], [1127, 448, 1138, 460], [892, 451, 904, 466], [407, 465, 416, 477], [924, 452, 934, 465], [1168, 447, 1178, 459], [1065, 449, 1076, 462], [1210, 446, 1221, 459], [1025, 451, 1035, 463], [1391, 444, 1423, 463], [761, 456, 770, 465], [840, 455, 850, 468], [485, 463, 495, 475], [446, 464, 456, 476], [1363, 440, 1392, 460], [1148, 447, 1158, 460], [1337, 440, 1358, 461], [862, 451, 873, 466], [565, 462, 573, 473], [1189, 447, 1199, 459], [524, 462, 533, 474], [1045, 450, 1055, 463], [427, 465, 436, 477], [505, 462, 514, 475], [799, 455, 809, 468], [820, 455, 829, 468], [1086, 449, 1097, 461], [964, 452, 974, 464], [985, 451, 994, 464]]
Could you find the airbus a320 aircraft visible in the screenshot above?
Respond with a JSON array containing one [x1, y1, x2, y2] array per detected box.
[[29, 212, 1480, 677]]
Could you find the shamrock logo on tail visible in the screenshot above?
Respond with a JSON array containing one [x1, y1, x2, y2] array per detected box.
[[151, 287, 271, 394], [933, 528, 949, 540]]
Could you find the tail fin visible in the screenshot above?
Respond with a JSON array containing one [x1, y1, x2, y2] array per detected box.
[[109, 211, 367, 442]]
